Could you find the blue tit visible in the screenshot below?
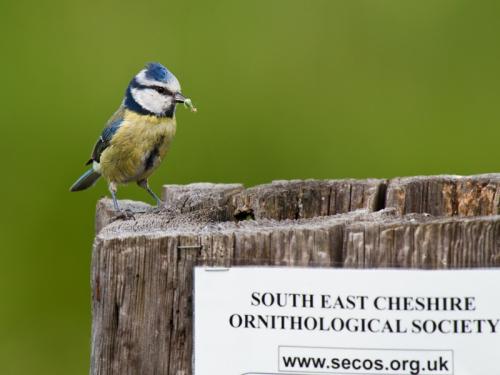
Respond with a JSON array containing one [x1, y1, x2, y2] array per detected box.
[[70, 62, 196, 213]]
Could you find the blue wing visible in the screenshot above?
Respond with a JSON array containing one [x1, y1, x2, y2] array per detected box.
[[86, 106, 125, 165]]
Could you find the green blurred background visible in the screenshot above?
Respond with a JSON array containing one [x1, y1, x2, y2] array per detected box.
[[1, 0, 499, 373]]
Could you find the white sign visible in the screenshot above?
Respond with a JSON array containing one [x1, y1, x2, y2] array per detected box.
[[194, 268, 500, 375]]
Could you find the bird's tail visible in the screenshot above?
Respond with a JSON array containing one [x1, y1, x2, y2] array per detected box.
[[70, 169, 101, 192]]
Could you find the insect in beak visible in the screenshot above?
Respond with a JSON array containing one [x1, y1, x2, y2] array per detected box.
[[175, 92, 197, 112]]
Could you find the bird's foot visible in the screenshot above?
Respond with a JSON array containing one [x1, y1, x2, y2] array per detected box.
[[112, 209, 136, 221], [150, 204, 167, 214]]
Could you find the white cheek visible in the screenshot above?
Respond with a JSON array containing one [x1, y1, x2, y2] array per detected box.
[[131, 88, 172, 115]]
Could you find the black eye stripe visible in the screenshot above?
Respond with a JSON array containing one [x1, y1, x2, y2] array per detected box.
[[131, 79, 173, 96], [151, 86, 172, 95]]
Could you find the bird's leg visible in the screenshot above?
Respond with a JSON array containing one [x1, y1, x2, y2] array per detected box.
[[109, 182, 134, 220], [109, 182, 120, 211], [137, 179, 163, 207]]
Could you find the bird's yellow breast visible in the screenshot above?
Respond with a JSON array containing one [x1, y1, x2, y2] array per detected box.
[[99, 110, 177, 183]]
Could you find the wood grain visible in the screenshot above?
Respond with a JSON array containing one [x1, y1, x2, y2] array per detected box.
[[90, 176, 500, 375], [386, 174, 500, 216]]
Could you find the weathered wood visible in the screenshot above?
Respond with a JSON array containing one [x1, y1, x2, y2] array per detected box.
[[90, 176, 500, 375], [163, 182, 244, 220], [232, 179, 387, 220], [95, 199, 151, 234], [386, 174, 500, 216]]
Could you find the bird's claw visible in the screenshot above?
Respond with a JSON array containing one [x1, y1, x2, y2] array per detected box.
[[112, 209, 136, 221], [150, 204, 166, 214]]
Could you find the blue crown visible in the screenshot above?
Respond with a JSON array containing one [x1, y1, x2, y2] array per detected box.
[[145, 62, 171, 82]]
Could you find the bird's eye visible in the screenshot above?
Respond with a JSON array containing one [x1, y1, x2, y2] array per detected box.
[[152, 86, 171, 95]]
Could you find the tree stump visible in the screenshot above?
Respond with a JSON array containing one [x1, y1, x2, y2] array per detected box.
[[90, 176, 500, 375]]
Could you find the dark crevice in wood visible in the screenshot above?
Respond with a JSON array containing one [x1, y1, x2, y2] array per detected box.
[[327, 186, 333, 216], [347, 184, 352, 212], [234, 208, 255, 221], [375, 182, 387, 212]]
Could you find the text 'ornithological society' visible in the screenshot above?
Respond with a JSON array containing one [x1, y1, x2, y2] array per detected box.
[[228, 292, 499, 334]]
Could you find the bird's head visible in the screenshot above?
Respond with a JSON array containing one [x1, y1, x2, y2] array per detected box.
[[124, 62, 194, 117]]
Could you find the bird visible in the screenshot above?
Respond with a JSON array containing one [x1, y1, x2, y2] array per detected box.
[[70, 62, 196, 214]]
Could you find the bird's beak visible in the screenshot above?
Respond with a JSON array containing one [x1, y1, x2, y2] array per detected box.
[[174, 92, 187, 103], [176, 92, 197, 112]]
